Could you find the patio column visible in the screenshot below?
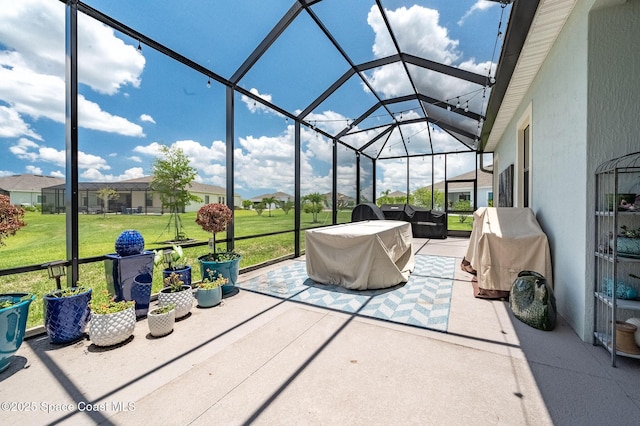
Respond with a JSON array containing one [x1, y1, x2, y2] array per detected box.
[[65, 0, 79, 285]]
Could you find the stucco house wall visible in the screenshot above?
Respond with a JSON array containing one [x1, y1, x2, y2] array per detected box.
[[493, 0, 640, 341]]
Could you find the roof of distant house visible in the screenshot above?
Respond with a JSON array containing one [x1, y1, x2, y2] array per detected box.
[[0, 174, 65, 192], [249, 191, 294, 202], [430, 169, 493, 191]]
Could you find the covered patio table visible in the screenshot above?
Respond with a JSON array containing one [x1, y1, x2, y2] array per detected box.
[[305, 220, 415, 290]]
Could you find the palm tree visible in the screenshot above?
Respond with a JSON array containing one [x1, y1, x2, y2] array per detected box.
[[302, 192, 326, 223], [262, 196, 277, 217]]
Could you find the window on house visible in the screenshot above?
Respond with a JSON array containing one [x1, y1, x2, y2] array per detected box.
[[145, 192, 153, 207], [204, 195, 209, 204], [517, 103, 532, 208]]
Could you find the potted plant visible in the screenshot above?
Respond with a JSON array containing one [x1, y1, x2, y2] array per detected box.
[[157, 272, 193, 319], [154, 244, 192, 287], [0, 294, 35, 372], [195, 271, 227, 308], [613, 225, 640, 257], [147, 303, 176, 337], [88, 290, 136, 347], [0, 195, 36, 371], [44, 286, 93, 344], [196, 203, 241, 295]]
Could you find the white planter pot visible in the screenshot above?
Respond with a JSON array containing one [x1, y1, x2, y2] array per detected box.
[[147, 308, 175, 337], [89, 305, 136, 347], [157, 286, 193, 319]]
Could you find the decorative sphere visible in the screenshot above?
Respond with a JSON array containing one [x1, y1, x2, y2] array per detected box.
[[115, 230, 145, 256]]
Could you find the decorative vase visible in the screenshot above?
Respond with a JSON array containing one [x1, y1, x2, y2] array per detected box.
[[196, 286, 222, 308], [0, 293, 35, 372], [198, 255, 241, 295], [115, 229, 145, 256], [131, 273, 153, 317], [104, 251, 155, 313], [157, 285, 193, 319], [43, 287, 92, 344], [89, 305, 136, 347], [162, 266, 192, 288], [147, 307, 176, 337]]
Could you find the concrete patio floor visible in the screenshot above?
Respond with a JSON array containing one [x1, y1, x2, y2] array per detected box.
[[2, 237, 640, 425]]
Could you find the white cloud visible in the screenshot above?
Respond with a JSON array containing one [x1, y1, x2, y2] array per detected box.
[[368, 5, 460, 64], [50, 170, 64, 178], [241, 88, 277, 114], [9, 139, 110, 170], [365, 4, 490, 108], [25, 165, 42, 174], [140, 114, 156, 124], [0, 0, 146, 140], [128, 156, 142, 163], [0, 105, 41, 140], [133, 142, 164, 157], [458, 1, 496, 26], [80, 166, 144, 182]]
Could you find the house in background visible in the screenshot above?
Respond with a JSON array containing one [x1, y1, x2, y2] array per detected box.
[[248, 191, 294, 209], [483, 0, 640, 342], [432, 169, 493, 208], [324, 192, 356, 209], [41, 176, 240, 214], [0, 174, 64, 207]]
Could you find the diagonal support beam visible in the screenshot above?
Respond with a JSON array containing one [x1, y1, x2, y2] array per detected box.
[[230, 2, 304, 84]]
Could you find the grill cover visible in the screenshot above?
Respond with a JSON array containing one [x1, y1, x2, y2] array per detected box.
[[351, 203, 385, 221]]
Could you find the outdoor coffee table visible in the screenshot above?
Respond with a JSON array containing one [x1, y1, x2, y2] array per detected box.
[[305, 220, 415, 290]]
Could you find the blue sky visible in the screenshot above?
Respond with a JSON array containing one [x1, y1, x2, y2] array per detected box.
[[0, 0, 506, 199]]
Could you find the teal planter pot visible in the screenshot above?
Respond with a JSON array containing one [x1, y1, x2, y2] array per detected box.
[[198, 255, 241, 295], [196, 286, 222, 308], [0, 293, 35, 372]]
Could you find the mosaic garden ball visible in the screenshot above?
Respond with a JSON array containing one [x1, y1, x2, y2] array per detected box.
[[115, 230, 145, 256]]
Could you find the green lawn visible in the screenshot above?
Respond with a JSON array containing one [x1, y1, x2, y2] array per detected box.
[[0, 209, 351, 327], [0, 208, 470, 328]]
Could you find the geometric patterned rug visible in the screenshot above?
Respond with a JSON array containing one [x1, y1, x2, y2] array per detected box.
[[237, 255, 456, 332]]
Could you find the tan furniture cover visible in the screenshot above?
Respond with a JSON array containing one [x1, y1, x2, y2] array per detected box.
[[466, 207, 553, 292], [305, 220, 415, 290]]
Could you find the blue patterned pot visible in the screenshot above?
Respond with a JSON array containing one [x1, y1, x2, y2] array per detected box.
[[132, 273, 153, 317], [198, 255, 241, 295], [44, 288, 92, 344], [0, 293, 35, 372], [115, 230, 145, 256]]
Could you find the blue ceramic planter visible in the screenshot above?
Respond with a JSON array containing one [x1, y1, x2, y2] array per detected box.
[[196, 286, 222, 308], [0, 293, 35, 372], [132, 273, 153, 317], [198, 255, 241, 295], [44, 288, 92, 344], [162, 266, 192, 289], [105, 251, 154, 315]]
